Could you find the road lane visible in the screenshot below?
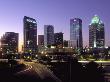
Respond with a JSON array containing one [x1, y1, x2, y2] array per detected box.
[[29, 62, 61, 82], [16, 61, 61, 82], [16, 64, 32, 74]]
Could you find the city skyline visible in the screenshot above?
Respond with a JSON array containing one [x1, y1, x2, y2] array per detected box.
[[0, 0, 110, 51], [0, 1, 110, 82]]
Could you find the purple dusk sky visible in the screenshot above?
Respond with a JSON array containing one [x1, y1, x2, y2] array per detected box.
[[0, 0, 110, 48]]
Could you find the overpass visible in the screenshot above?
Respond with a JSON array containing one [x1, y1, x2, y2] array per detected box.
[[78, 61, 110, 66], [1, 59, 110, 66]]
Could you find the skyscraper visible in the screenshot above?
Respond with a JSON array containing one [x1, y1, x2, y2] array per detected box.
[[1, 32, 18, 55], [89, 15, 105, 48], [63, 40, 68, 47], [38, 35, 44, 46], [23, 16, 37, 54], [44, 25, 54, 47], [54, 32, 63, 48], [68, 40, 77, 48], [70, 18, 83, 48]]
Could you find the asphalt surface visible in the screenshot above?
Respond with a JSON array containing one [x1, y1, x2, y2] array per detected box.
[[16, 61, 61, 82]]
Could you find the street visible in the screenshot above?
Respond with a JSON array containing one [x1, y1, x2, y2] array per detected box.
[[17, 61, 61, 82]]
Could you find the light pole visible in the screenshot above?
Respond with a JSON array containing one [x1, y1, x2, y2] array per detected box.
[[69, 59, 71, 82]]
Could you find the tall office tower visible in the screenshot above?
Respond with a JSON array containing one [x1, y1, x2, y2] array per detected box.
[[1, 32, 18, 55], [70, 18, 83, 48], [54, 32, 63, 48], [44, 25, 54, 47], [23, 16, 37, 54], [38, 35, 44, 46], [89, 15, 105, 48], [63, 40, 68, 47], [68, 40, 77, 48]]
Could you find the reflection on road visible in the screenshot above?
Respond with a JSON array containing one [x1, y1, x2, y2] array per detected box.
[[18, 61, 61, 82]]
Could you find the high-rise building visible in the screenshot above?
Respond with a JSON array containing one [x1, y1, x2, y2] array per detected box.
[[70, 18, 83, 48], [89, 15, 105, 48], [23, 16, 37, 54], [38, 35, 44, 46], [54, 32, 63, 48], [63, 40, 68, 47], [68, 40, 77, 48], [44, 25, 54, 47], [1, 32, 18, 55]]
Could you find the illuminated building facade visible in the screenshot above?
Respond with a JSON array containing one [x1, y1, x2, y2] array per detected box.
[[54, 32, 63, 48], [1, 32, 18, 55], [44, 25, 54, 47], [70, 18, 83, 48], [23, 16, 37, 54], [89, 15, 105, 48], [68, 40, 77, 48]]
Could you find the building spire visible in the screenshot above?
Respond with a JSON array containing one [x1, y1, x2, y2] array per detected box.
[[91, 15, 100, 24]]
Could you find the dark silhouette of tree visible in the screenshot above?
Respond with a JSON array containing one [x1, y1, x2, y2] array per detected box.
[[70, 58, 83, 82], [84, 61, 105, 82]]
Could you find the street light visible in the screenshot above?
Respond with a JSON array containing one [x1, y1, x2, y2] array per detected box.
[[35, 55, 38, 57], [41, 51, 44, 54]]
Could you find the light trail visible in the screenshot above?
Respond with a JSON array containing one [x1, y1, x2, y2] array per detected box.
[[28, 62, 62, 82], [16, 64, 32, 74]]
